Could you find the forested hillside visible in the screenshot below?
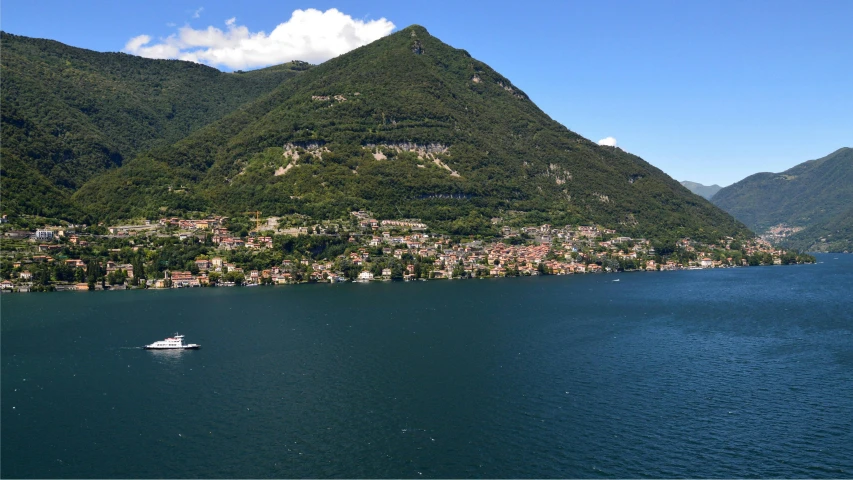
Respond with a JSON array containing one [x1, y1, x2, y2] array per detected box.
[[782, 207, 853, 252], [712, 148, 853, 251], [70, 26, 750, 242], [0, 32, 309, 219]]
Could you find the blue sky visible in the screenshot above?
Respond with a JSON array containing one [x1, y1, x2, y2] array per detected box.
[[3, 0, 851, 186]]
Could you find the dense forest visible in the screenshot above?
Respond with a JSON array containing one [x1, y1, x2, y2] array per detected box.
[[1, 31, 309, 219], [2, 27, 752, 243]]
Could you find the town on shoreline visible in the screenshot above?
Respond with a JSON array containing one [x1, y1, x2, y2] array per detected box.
[[0, 211, 814, 293]]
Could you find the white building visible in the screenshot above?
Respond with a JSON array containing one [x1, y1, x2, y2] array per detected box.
[[35, 229, 54, 240], [358, 271, 374, 281]]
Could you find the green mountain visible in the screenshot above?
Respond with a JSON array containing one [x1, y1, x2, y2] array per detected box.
[[4, 27, 751, 242], [0, 31, 309, 219], [680, 181, 722, 200], [783, 206, 853, 253], [711, 148, 853, 251]]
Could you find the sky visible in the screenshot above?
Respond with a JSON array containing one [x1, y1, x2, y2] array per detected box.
[[3, 0, 851, 186]]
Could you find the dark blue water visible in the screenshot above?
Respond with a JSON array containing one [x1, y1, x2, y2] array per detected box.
[[2, 254, 852, 478]]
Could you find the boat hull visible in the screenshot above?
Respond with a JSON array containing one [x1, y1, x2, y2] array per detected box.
[[143, 345, 200, 350]]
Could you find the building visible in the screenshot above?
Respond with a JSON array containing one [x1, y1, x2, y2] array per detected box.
[[35, 229, 54, 240], [169, 271, 197, 287]]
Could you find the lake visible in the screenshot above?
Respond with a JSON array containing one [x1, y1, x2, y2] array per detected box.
[[2, 254, 852, 478]]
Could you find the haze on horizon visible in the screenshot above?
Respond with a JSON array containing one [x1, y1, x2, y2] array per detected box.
[[2, 0, 850, 187]]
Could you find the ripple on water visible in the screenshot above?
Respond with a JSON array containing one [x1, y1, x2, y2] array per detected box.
[[1, 255, 852, 478]]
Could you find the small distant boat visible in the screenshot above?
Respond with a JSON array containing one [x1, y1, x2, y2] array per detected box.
[[612, 278, 620, 282], [143, 333, 200, 350]]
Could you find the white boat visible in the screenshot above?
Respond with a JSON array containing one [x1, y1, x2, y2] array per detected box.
[[143, 333, 200, 350]]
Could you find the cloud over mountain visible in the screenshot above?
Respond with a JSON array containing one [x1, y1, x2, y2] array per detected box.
[[597, 136, 617, 147], [124, 8, 395, 70]]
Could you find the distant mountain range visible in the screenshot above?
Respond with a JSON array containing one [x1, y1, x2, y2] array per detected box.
[[680, 181, 722, 200], [712, 148, 853, 252], [0, 28, 752, 242]]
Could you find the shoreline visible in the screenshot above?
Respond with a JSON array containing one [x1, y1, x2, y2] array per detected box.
[[0, 260, 816, 294], [2, 220, 816, 294]]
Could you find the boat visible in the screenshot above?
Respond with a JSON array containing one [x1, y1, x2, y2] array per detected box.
[[143, 333, 200, 350]]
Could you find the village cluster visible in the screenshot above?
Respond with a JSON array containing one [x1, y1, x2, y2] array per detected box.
[[0, 211, 793, 293]]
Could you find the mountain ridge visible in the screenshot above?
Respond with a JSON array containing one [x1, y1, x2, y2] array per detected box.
[[0, 31, 310, 219], [680, 181, 722, 200], [711, 147, 853, 251], [3, 27, 751, 243]]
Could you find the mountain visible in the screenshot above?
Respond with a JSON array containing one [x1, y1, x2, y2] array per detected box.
[[783, 207, 853, 252], [711, 148, 853, 251], [680, 181, 722, 200], [0, 31, 310, 219], [4, 27, 751, 242]]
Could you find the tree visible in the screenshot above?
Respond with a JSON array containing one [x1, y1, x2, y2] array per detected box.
[[187, 260, 200, 275], [33, 264, 51, 286], [108, 269, 127, 285], [452, 264, 466, 278], [85, 259, 102, 284], [55, 262, 75, 282], [225, 271, 244, 285], [133, 256, 145, 281]]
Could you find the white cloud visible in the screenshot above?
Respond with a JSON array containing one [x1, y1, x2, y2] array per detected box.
[[597, 136, 617, 147], [192, 7, 204, 19], [125, 35, 152, 52], [124, 8, 395, 70]]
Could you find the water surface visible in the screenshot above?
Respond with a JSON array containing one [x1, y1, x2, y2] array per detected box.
[[2, 254, 852, 478]]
